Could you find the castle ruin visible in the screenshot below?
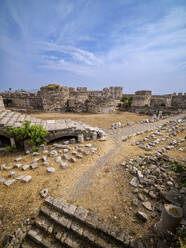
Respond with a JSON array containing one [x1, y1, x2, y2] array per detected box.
[[0, 84, 186, 114]]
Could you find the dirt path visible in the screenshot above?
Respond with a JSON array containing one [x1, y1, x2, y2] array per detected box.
[[68, 113, 186, 200]]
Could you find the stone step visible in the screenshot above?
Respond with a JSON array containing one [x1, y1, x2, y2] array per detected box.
[[0, 110, 9, 119], [27, 228, 62, 248], [34, 215, 90, 248], [39, 206, 122, 248], [0, 111, 16, 125], [44, 197, 127, 247]]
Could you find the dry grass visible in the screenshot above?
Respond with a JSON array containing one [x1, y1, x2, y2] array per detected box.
[[30, 111, 150, 129]]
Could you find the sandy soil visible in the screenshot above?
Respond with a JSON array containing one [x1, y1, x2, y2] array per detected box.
[[0, 138, 114, 242], [0, 113, 185, 243], [30, 111, 150, 129]]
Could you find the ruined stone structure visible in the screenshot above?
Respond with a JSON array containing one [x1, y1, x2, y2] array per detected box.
[[1, 85, 185, 115], [0, 85, 123, 113], [132, 90, 152, 107], [0, 96, 5, 111], [124, 91, 186, 110], [0, 91, 43, 111]]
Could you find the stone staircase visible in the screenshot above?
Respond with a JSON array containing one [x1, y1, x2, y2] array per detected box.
[[22, 196, 128, 248]]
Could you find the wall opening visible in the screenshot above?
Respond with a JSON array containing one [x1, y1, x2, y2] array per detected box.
[[49, 135, 77, 144]]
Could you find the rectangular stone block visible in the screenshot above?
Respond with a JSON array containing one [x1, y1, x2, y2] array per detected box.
[[58, 216, 72, 229], [74, 206, 88, 222], [4, 179, 16, 186], [22, 175, 32, 183], [62, 203, 77, 216], [71, 222, 83, 235]]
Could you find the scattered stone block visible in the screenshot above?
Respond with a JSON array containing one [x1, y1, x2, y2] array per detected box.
[[56, 156, 61, 163], [22, 165, 30, 171], [60, 162, 68, 168], [70, 157, 76, 163], [63, 154, 68, 160], [32, 152, 39, 156], [16, 175, 24, 180], [47, 167, 55, 173], [42, 156, 47, 162], [49, 150, 58, 157], [4, 179, 16, 187], [22, 175, 32, 183], [43, 162, 49, 166], [0, 176, 5, 183], [30, 163, 38, 169], [15, 157, 22, 162], [15, 163, 22, 168], [33, 158, 40, 163], [10, 171, 16, 177]]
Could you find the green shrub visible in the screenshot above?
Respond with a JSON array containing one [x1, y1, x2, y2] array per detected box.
[[6, 120, 48, 149], [160, 103, 166, 107], [6, 145, 17, 152]]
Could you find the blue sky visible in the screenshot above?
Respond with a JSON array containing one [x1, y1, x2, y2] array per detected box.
[[0, 0, 186, 94]]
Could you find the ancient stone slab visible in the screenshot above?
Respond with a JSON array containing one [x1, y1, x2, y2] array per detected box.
[[47, 167, 55, 173], [22, 165, 30, 171], [74, 206, 88, 221], [4, 179, 16, 186], [22, 175, 32, 183]]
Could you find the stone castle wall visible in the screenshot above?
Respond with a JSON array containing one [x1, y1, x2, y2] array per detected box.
[[0, 96, 5, 110], [123, 91, 186, 109], [172, 93, 186, 109], [1, 85, 185, 113], [0, 92, 43, 110], [0, 84, 123, 113]]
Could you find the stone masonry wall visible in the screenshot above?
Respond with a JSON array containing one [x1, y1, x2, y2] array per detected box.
[[0, 92, 43, 110], [0, 96, 5, 110], [39, 84, 123, 113], [40, 85, 69, 112], [172, 93, 186, 109]]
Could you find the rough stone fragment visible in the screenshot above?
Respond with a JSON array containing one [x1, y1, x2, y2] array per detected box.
[[40, 188, 48, 198], [10, 171, 16, 177], [142, 201, 153, 211], [136, 211, 148, 222], [130, 177, 139, 187]]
